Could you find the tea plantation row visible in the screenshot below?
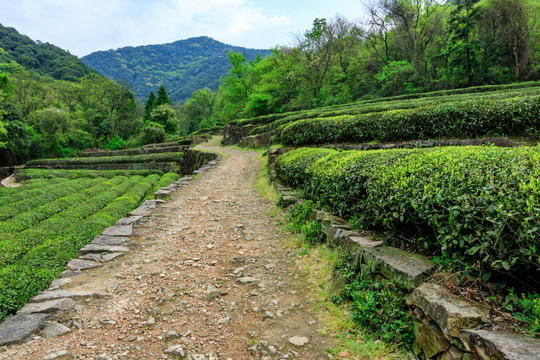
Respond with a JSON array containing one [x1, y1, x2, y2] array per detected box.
[[0, 170, 179, 321], [276, 146, 540, 281]]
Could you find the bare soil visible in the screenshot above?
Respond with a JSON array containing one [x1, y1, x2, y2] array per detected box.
[[0, 143, 337, 359]]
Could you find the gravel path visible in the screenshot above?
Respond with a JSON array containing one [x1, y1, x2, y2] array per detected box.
[[0, 144, 335, 359]]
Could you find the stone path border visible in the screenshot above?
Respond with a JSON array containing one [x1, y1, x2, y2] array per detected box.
[[267, 148, 540, 360], [0, 157, 222, 347]]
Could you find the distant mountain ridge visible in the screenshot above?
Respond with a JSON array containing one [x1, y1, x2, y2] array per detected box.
[[82, 36, 271, 103], [0, 23, 97, 81]]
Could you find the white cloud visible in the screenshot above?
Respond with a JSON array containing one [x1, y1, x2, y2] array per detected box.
[[0, 0, 366, 56]]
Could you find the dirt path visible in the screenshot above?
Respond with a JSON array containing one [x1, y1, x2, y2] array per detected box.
[[0, 144, 336, 360]]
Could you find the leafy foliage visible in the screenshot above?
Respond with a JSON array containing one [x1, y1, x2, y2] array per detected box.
[[278, 94, 540, 145], [276, 146, 540, 280]]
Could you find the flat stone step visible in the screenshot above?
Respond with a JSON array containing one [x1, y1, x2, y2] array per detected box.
[[17, 298, 74, 315], [101, 225, 132, 237], [116, 216, 142, 225], [66, 259, 102, 271], [154, 189, 174, 199], [30, 289, 100, 303], [362, 246, 435, 290], [79, 244, 130, 255], [410, 283, 490, 337], [0, 313, 49, 346], [91, 235, 131, 246], [128, 200, 165, 216], [462, 329, 540, 360]]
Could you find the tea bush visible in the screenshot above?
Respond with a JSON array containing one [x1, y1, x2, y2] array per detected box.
[[276, 146, 540, 277]]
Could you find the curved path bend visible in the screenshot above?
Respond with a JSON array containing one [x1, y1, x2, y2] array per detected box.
[[1, 143, 335, 360]]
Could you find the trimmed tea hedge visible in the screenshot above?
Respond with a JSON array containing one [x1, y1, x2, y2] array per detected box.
[[0, 171, 180, 320], [15, 168, 164, 180], [250, 87, 540, 137], [276, 146, 540, 278], [279, 95, 540, 145], [26, 152, 184, 167]]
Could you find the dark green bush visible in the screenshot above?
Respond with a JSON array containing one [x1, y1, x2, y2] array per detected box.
[[279, 95, 540, 145], [25, 152, 184, 167], [276, 146, 540, 278], [15, 168, 164, 180]]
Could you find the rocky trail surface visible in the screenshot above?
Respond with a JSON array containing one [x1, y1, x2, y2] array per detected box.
[[0, 142, 337, 360]]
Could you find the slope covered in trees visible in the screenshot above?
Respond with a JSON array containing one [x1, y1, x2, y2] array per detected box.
[[0, 25, 148, 167], [81, 36, 271, 103], [0, 24, 97, 81], [181, 0, 539, 132]]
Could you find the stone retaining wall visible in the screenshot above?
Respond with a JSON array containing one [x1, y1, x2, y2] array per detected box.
[[222, 125, 259, 146], [268, 150, 540, 360], [80, 146, 188, 157]]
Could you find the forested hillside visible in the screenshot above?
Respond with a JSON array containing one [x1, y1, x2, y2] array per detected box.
[[82, 37, 270, 103], [0, 25, 145, 167], [184, 0, 539, 130], [0, 24, 97, 81]]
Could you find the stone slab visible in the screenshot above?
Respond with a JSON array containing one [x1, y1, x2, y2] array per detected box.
[[30, 289, 98, 303], [101, 225, 132, 237], [41, 322, 71, 338], [79, 244, 130, 255], [79, 253, 102, 261], [0, 313, 49, 346], [91, 235, 130, 246], [349, 236, 384, 248], [59, 270, 85, 278], [101, 252, 125, 262], [463, 329, 540, 360], [154, 189, 173, 199], [116, 216, 142, 225], [48, 278, 71, 290], [362, 246, 435, 290], [415, 319, 451, 358], [127, 200, 164, 216], [410, 283, 490, 337], [66, 259, 102, 271], [17, 298, 74, 314]]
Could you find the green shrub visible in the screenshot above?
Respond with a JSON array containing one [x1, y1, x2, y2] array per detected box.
[[277, 146, 540, 278], [25, 152, 184, 167], [15, 168, 164, 180], [279, 95, 540, 145], [0, 174, 161, 321]]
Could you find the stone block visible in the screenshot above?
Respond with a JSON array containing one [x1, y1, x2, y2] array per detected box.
[[41, 322, 71, 338], [410, 283, 490, 337], [0, 313, 49, 346], [91, 235, 130, 246], [101, 225, 132, 236], [349, 236, 384, 248], [462, 329, 540, 360], [101, 252, 125, 262], [154, 189, 173, 199], [116, 216, 142, 225], [362, 246, 435, 290], [17, 298, 74, 314], [415, 319, 451, 358], [79, 244, 130, 255], [30, 290, 98, 303], [66, 259, 102, 271]]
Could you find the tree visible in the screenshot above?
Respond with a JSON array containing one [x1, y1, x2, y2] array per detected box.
[[144, 91, 157, 120], [155, 85, 171, 106], [179, 88, 217, 134], [448, 0, 482, 86], [150, 104, 178, 134]]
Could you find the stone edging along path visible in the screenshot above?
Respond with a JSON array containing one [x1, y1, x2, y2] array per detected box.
[[0, 158, 222, 347], [267, 148, 540, 360]]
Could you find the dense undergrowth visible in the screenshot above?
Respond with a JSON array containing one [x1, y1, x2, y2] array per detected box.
[[277, 146, 540, 283], [288, 200, 414, 350]]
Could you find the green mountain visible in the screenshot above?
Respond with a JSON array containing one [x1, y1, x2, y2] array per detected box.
[[81, 36, 271, 103], [0, 23, 97, 81]]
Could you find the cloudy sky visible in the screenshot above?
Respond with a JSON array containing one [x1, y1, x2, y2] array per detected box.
[[1, 0, 367, 57]]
